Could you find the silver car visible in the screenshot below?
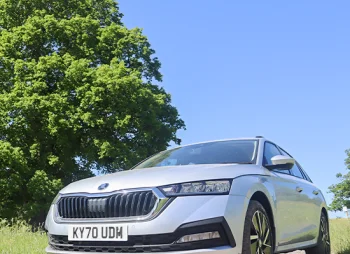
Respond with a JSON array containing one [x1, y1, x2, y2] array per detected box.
[[45, 137, 330, 254]]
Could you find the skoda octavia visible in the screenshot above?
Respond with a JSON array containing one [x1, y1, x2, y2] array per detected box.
[[45, 137, 330, 254]]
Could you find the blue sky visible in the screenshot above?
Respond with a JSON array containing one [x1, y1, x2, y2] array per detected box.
[[118, 1, 350, 218]]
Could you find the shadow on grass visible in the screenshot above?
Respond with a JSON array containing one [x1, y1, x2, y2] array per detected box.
[[337, 250, 350, 254]]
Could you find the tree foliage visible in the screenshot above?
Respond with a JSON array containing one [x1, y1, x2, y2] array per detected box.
[[0, 0, 185, 222], [328, 149, 350, 211]]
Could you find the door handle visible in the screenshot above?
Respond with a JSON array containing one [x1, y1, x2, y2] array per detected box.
[[296, 187, 303, 193], [313, 190, 319, 195]]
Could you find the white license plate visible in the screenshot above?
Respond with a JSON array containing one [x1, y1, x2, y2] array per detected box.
[[68, 224, 128, 241]]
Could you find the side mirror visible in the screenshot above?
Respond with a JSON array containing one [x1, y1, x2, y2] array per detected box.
[[265, 155, 295, 170]]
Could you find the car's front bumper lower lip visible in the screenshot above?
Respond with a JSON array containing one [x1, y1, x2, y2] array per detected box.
[[48, 217, 236, 253], [45, 245, 234, 254]]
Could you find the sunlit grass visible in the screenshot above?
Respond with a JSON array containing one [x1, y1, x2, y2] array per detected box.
[[0, 220, 47, 254], [330, 218, 350, 254]]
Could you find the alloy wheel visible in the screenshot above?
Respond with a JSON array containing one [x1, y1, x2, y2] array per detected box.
[[320, 216, 331, 253], [250, 210, 272, 254]]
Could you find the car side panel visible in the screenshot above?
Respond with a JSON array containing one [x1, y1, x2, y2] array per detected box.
[[229, 172, 278, 249], [275, 177, 327, 253], [303, 180, 327, 237], [229, 170, 322, 252], [268, 172, 305, 247], [296, 178, 321, 240], [229, 172, 328, 254], [272, 173, 318, 248]]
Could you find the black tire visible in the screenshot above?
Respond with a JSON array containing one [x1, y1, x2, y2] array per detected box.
[[242, 200, 274, 254], [305, 212, 331, 254]]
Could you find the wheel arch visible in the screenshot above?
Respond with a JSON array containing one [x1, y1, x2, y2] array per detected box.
[[321, 207, 328, 221], [231, 175, 277, 231], [250, 191, 276, 247], [228, 175, 278, 251]]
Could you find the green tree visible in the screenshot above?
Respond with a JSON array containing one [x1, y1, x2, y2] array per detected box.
[[0, 0, 185, 222], [328, 149, 350, 211]]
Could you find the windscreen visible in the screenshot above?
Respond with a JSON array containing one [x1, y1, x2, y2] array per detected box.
[[134, 140, 258, 169]]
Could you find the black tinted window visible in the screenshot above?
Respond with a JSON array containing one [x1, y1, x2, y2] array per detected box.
[[279, 148, 290, 157], [263, 142, 281, 165], [290, 164, 304, 179], [298, 164, 313, 182], [279, 147, 308, 180]]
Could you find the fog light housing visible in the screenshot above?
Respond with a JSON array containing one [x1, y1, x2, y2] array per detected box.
[[177, 231, 220, 243]]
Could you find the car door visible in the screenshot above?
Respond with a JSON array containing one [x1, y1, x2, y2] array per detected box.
[[289, 162, 323, 241], [278, 147, 322, 243], [263, 142, 304, 247]]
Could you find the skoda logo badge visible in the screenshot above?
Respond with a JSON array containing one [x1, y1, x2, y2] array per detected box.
[[98, 183, 109, 190]]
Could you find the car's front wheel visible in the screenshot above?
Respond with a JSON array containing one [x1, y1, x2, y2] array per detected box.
[[305, 212, 331, 254], [242, 200, 274, 254]]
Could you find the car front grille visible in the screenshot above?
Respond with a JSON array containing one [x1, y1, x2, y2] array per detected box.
[[57, 190, 158, 219]]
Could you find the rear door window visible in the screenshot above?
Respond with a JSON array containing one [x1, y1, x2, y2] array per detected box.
[[278, 147, 311, 181], [289, 164, 304, 179]]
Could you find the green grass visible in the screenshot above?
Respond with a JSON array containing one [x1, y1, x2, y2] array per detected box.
[[0, 219, 349, 253], [330, 218, 350, 254], [0, 220, 47, 254]]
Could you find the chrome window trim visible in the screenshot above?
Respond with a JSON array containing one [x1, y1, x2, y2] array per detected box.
[[53, 187, 169, 224]]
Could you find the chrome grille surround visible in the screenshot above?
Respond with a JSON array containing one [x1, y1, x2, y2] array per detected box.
[[53, 188, 169, 223]]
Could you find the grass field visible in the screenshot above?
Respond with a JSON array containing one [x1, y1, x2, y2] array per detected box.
[[329, 219, 350, 254], [0, 220, 47, 254], [0, 219, 349, 254]]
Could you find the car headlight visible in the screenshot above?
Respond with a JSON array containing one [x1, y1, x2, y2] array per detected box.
[[158, 179, 232, 196]]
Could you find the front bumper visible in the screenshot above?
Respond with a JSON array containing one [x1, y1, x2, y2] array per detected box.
[[45, 195, 249, 254], [45, 246, 234, 254]]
